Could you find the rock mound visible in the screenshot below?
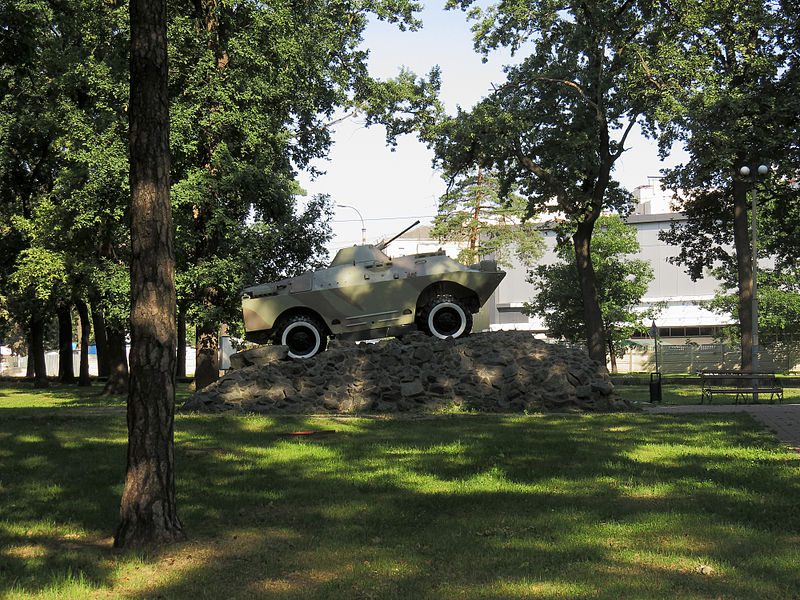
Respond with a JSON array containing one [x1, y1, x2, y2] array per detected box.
[[180, 331, 628, 414]]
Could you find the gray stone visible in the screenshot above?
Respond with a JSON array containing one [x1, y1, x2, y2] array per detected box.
[[400, 380, 425, 398], [230, 346, 289, 369], [179, 331, 627, 414], [591, 380, 614, 395]]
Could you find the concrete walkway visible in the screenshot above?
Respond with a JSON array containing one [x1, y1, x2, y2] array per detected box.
[[643, 403, 800, 456]]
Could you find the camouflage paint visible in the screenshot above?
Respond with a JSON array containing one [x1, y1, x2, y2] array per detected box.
[[241, 245, 505, 342]]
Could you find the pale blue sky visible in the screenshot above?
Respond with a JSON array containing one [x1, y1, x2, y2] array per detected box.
[[298, 2, 685, 252]]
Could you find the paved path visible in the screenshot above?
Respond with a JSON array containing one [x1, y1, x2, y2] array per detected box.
[[643, 403, 800, 456]]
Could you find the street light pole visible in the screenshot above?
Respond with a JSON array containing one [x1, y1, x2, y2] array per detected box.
[[336, 204, 366, 245], [649, 321, 662, 403], [739, 164, 769, 375]]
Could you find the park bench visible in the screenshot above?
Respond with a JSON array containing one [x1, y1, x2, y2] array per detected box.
[[698, 370, 784, 404]]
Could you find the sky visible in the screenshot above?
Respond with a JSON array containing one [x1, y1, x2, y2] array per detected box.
[[297, 2, 686, 254]]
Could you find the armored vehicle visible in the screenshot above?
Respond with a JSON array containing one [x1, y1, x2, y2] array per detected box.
[[241, 222, 506, 358]]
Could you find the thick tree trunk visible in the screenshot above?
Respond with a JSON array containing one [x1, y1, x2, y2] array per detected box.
[[573, 220, 607, 365], [194, 323, 219, 390], [102, 327, 129, 396], [76, 300, 92, 386], [91, 303, 110, 377], [30, 316, 49, 388], [25, 327, 35, 379], [176, 309, 186, 379], [733, 177, 754, 371], [57, 303, 75, 384], [114, 0, 184, 547]]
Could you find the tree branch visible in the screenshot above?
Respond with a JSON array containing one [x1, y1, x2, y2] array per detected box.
[[635, 47, 663, 91], [612, 116, 639, 160]]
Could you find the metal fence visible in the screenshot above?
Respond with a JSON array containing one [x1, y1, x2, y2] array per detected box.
[[615, 343, 800, 374]]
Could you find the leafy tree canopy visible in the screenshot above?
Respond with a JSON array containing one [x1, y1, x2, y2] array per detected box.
[[1, 0, 435, 353]]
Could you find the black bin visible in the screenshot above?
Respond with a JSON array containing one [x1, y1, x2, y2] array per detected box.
[[649, 372, 662, 403]]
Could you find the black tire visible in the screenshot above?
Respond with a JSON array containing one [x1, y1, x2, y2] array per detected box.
[[419, 295, 472, 339], [275, 314, 328, 359]]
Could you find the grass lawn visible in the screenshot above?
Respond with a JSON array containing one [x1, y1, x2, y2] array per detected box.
[[1, 381, 799, 599]]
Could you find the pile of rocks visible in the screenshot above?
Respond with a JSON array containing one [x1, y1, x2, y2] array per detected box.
[[180, 331, 628, 414]]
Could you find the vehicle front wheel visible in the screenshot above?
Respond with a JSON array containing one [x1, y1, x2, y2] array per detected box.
[[419, 296, 472, 339], [276, 314, 328, 359]]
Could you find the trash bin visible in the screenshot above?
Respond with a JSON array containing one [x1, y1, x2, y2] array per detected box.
[[649, 372, 662, 403]]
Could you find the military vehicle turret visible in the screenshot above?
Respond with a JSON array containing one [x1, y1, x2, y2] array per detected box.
[[240, 221, 506, 358]]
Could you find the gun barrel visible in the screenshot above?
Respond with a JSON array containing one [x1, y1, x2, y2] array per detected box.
[[378, 220, 421, 251]]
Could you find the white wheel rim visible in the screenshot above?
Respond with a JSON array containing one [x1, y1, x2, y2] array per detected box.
[[281, 321, 321, 358], [427, 302, 467, 339]]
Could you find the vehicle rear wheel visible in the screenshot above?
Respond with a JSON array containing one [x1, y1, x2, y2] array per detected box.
[[276, 314, 328, 359], [419, 296, 472, 339]]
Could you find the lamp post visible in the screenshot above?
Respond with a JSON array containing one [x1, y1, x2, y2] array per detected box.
[[649, 320, 662, 403], [739, 164, 769, 374], [337, 204, 366, 245]]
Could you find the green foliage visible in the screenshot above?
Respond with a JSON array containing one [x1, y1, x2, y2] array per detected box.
[[7, 247, 69, 318], [1, 0, 433, 346], [0, 0, 130, 343], [432, 0, 677, 219], [525, 215, 659, 361], [359, 67, 444, 145], [166, 0, 432, 334], [432, 167, 543, 267]]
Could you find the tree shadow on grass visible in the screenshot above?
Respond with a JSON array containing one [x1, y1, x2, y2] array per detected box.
[[1, 411, 799, 598]]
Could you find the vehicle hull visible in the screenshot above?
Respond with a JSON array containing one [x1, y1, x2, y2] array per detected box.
[[241, 245, 505, 344]]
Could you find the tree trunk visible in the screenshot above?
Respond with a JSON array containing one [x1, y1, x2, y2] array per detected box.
[[607, 338, 618, 373], [76, 299, 92, 386], [573, 220, 607, 365], [91, 303, 110, 377], [102, 327, 129, 396], [57, 303, 75, 384], [733, 177, 754, 371], [30, 316, 49, 388], [114, 0, 184, 547], [176, 309, 186, 379], [25, 326, 35, 379], [194, 323, 219, 390]]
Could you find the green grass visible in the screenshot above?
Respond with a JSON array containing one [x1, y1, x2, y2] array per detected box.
[[1, 382, 799, 599]]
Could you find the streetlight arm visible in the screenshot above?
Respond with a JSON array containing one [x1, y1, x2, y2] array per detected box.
[[336, 204, 366, 245]]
